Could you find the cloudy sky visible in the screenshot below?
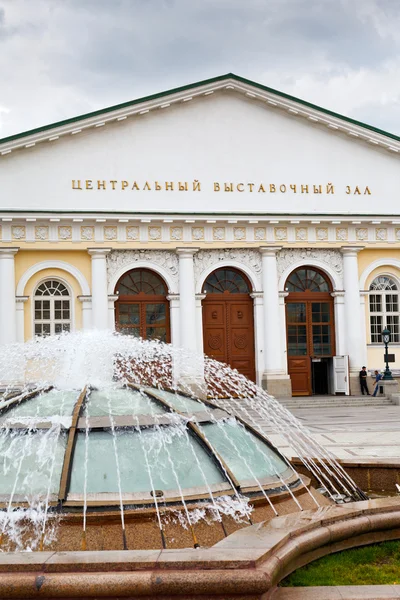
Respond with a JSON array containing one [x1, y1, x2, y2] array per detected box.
[[1, 0, 399, 138]]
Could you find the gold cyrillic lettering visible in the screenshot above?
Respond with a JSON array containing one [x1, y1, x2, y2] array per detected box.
[[165, 182, 174, 191], [86, 180, 93, 190], [72, 180, 82, 190], [97, 180, 106, 190], [364, 186, 371, 195], [290, 184, 297, 193], [268, 184, 275, 193], [313, 185, 322, 193], [346, 185, 351, 194], [130, 181, 139, 191], [110, 180, 117, 190], [301, 184, 309, 193], [354, 186, 361, 195], [155, 181, 162, 190], [193, 180, 201, 191], [121, 180, 129, 190], [237, 183, 244, 192], [178, 182, 188, 191], [326, 183, 334, 194], [224, 183, 233, 192], [247, 183, 254, 192], [143, 182, 151, 190], [280, 184, 287, 193], [214, 182, 220, 191], [258, 184, 266, 193]]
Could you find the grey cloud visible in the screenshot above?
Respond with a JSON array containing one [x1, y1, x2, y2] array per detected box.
[[0, 0, 399, 137]]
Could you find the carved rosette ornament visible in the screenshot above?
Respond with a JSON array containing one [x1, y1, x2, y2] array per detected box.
[[356, 228, 368, 241], [12, 226, 26, 240], [106, 250, 179, 287], [194, 249, 262, 288], [276, 248, 343, 288], [35, 226, 49, 241]]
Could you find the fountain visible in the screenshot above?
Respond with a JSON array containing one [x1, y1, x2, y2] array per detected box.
[[0, 331, 367, 554], [2, 332, 395, 599]]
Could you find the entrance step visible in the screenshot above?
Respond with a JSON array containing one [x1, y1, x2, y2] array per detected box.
[[275, 395, 394, 409]]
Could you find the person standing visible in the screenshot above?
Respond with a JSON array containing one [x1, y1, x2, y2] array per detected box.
[[359, 366, 370, 395], [372, 370, 382, 397]]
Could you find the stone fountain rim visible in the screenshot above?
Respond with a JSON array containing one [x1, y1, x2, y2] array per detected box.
[[0, 497, 399, 598]]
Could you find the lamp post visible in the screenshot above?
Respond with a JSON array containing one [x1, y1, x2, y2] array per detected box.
[[382, 327, 393, 380]]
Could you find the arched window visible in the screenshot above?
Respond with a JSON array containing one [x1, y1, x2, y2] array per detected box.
[[369, 276, 399, 343], [115, 269, 170, 342], [202, 268, 250, 294], [34, 280, 71, 337], [285, 268, 331, 292]]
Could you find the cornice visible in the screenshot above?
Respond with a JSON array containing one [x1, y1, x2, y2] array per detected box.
[[1, 75, 399, 157]]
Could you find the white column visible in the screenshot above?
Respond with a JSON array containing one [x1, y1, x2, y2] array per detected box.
[[341, 246, 364, 380], [167, 294, 181, 348], [15, 296, 28, 343], [359, 291, 369, 368], [176, 248, 199, 352], [108, 295, 119, 330], [0, 248, 18, 345], [331, 291, 346, 356], [88, 249, 111, 330], [260, 247, 285, 376], [250, 292, 264, 387], [78, 296, 93, 331], [195, 293, 206, 355]]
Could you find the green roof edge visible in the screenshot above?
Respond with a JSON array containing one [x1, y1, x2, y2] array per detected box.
[[1, 72, 399, 145]]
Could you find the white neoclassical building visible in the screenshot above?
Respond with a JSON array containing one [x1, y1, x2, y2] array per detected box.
[[0, 73, 400, 397]]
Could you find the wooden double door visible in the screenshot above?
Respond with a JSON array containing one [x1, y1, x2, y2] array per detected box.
[[286, 297, 335, 396], [203, 293, 256, 382]]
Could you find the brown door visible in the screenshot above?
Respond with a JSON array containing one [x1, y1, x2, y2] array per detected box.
[[285, 268, 335, 397], [202, 268, 256, 383]]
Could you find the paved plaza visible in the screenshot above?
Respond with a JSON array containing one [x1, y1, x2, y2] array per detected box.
[[226, 400, 400, 462]]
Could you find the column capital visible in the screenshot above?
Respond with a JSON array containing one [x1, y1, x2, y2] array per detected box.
[[108, 294, 119, 304], [195, 293, 206, 300], [259, 246, 282, 256], [176, 247, 200, 258], [0, 247, 19, 257], [88, 248, 112, 258], [78, 295, 92, 304], [279, 291, 289, 298], [250, 291, 263, 299], [331, 290, 345, 297], [15, 296, 29, 304], [340, 246, 364, 256]]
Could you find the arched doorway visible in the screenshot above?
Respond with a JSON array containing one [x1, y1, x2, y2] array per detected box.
[[115, 268, 170, 342], [285, 267, 335, 396], [202, 268, 256, 382]]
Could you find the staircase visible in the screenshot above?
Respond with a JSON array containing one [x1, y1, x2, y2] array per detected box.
[[275, 394, 395, 409]]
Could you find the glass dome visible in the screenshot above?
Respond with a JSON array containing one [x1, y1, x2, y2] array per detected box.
[[0, 385, 297, 508]]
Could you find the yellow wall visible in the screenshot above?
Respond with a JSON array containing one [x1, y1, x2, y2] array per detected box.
[[15, 251, 91, 341], [358, 249, 400, 370]]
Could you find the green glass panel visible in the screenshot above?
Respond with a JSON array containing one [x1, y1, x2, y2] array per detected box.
[[4, 389, 79, 418], [146, 389, 206, 413], [0, 430, 66, 496], [85, 388, 165, 416], [69, 427, 225, 494], [200, 421, 288, 482]]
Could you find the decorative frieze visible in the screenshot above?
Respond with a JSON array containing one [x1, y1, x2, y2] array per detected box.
[[356, 228, 368, 241], [276, 248, 343, 286], [336, 227, 348, 241], [274, 227, 287, 241], [213, 227, 225, 240], [233, 227, 246, 241], [81, 226, 94, 241], [254, 227, 266, 240], [104, 226, 117, 241], [126, 226, 139, 240], [316, 227, 328, 241], [170, 226, 183, 241], [58, 226, 72, 240], [148, 226, 161, 241], [295, 227, 307, 241], [192, 226, 204, 241], [35, 226, 48, 241], [194, 249, 262, 288], [376, 228, 387, 241], [106, 250, 179, 285], [12, 226, 25, 240]]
